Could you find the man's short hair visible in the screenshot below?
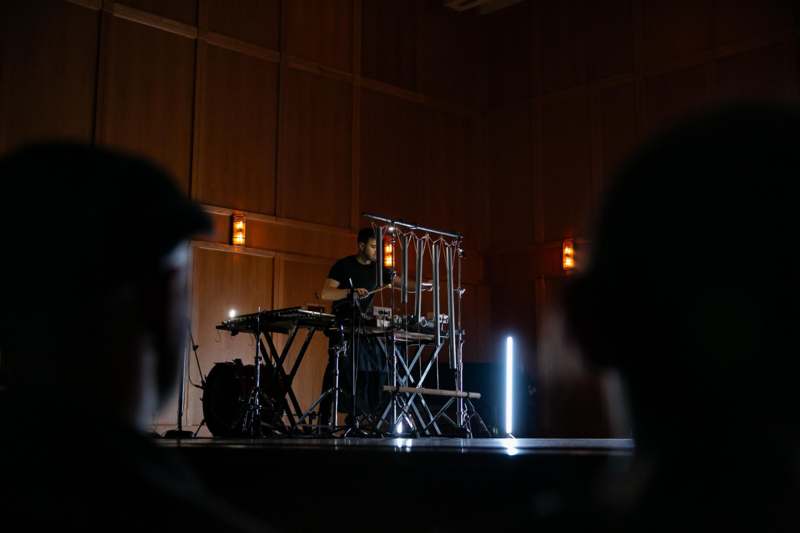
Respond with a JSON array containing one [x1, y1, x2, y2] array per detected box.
[[357, 227, 376, 245]]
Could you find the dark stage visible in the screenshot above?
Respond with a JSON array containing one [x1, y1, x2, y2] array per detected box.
[[159, 437, 634, 532]]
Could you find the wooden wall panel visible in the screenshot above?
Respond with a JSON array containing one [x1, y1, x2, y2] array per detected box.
[[117, 0, 197, 26], [488, 0, 531, 106], [276, 258, 332, 415], [466, 114, 491, 252], [164, 246, 274, 431], [641, 0, 713, 70], [540, 88, 593, 242], [643, 65, 709, 135], [205, 0, 280, 50], [585, 0, 634, 81], [195, 43, 279, 213], [461, 283, 491, 363], [714, 0, 796, 47], [715, 42, 799, 102], [417, 1, 488, 109], [0, 1, 98, 154], [488, 103, 533, 248], [419, 109, 470, 241], [285, 0, 353, 72], [361, 0, 417, 91], [278, 69, 352, 228], [489, 279, 537, 370], [595, 82, 638, 191], [359, 88, 424, 223], [97, 15, 195, 192], [540, 0, 587, 94]]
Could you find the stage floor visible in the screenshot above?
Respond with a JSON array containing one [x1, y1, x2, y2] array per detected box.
[[159, 436, 634, 455], [159, 437, 634, 532]]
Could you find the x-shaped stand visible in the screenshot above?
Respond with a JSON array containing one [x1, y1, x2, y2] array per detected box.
[[255, 325, 319, 433], [375, 336, 445, 436]]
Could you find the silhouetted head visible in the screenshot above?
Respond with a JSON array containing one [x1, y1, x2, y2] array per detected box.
[[563, 103, 800, 451], [0, 143, 210, 429]]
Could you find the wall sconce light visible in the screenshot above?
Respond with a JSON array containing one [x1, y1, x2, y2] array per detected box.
[[232, 214, 246, 246], [562, 239, 575, 272], [383, 237, 394, 268]]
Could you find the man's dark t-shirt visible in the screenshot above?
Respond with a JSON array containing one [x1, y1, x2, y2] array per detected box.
[[326, 255, 392, 374], [327, 255, 393, 318]]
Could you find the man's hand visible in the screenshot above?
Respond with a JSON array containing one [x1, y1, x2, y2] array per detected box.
[[355, 288, 369, 298]]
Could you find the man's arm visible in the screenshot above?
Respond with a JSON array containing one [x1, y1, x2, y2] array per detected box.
[[320, 278, 368, 301]]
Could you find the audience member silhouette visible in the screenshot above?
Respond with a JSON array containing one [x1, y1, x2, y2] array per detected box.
[[558, 103, 800, 532], [0, 143, 272, 532]]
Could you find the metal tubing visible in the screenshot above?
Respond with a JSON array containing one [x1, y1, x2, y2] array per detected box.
[[414, 237, 425, 321], [445, 245, 457, 369], [362, 212, 461, 240], [431, 242, 441, 347], [401, 233, 410, 305], [375, 225, 383, 289]]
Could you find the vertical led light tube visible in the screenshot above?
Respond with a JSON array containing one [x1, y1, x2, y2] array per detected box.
[[505, 336, 514, 436]]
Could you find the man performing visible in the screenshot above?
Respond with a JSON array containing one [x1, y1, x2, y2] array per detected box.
[[319, 227, 425, 430]]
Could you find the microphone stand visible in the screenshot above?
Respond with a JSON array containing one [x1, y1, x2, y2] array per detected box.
[[164, 326, 199, 439], [347, 278, 360, 434]]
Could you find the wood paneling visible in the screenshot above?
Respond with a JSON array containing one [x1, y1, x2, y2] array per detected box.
[[417, 1, 487, 109], [643, 65, 709, 135], [715, 42, 799, 102], [285, 0, 353, 72], [204, 0, 280, 50], [466, 114, 491, 252], [361, 0, 417, 91], [488, 0, 531, 106], [195, 43, 279, 213], [201, 210, 355, 261], [540, 88, 593, 242], [540, 0, 587, 94], [419, 108, 471, 241], [585, 0, 634, 81], [278, 69, 352, 228], [488, 102, 534, 248], [97, 15, 195, 192], [641, 0, 713, 70], [461, 283, 491, 363], [170, 246, 274, 429], [714, 0, 796, 48], [0, 1, 98, 153], [359, 88, 424, 223], [489, 278, 536, 367], [595, 82, 638, 191], [117, 0, 197, 27]]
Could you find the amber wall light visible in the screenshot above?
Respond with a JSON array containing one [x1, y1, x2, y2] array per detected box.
[[383, 237, 394, 268], [562, 239, 575, 272], [232, 214, 246, 246]]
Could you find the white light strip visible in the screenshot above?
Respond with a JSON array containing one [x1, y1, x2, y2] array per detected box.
[[505, 336, 513, 435]]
